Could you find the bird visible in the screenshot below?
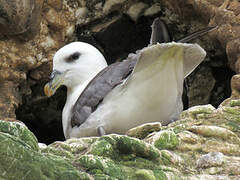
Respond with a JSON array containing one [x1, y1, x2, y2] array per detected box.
[[44, 18, 216, 139]]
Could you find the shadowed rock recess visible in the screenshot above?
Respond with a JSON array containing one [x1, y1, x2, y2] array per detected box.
[[0, 0, 240, 179]]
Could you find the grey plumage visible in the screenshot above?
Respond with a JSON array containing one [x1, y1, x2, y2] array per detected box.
[[71, 57, 137, 127], [176, 26, 217, 43], [150, 18, 171, 45]]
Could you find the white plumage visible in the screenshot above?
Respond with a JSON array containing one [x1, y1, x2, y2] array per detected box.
[[44, 41, 206, 139]]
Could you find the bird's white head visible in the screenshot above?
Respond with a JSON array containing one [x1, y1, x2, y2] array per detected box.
[[44, 42, 107, 96]]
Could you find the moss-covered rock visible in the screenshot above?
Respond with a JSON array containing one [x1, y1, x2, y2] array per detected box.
[[126, 122, 162, 139], [0, 120, 91, 180], [2, 95, 240, 179], [2, 76, 240, 179], [153, 130, 179, 150], [0, 120, 183, 179], [0, 120, 39, 151]]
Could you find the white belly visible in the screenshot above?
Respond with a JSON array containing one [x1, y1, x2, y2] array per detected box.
[[98, 67, 181, 134], [70, 58, 183, 138], [68, 43, 205, 138]]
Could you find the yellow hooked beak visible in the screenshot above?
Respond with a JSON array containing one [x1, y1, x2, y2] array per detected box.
[[44, 70, 65, 97]]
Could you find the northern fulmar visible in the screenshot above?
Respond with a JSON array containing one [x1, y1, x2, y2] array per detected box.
[[44, 18, 216, 139]]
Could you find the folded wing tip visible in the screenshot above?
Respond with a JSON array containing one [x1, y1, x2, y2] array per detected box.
[[186, 43, 206, 60]]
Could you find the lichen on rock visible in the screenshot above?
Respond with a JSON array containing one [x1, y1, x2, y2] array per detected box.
[[0, 0, 234, 143], [1, 78, 240, 179], [0, 120, 90, 180], [0, 0, 240, 179]]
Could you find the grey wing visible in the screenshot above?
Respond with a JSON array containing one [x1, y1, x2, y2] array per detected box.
[[150, 18, 217, 44], [176, 26, 217, 43], [71, 57, 137, 128]]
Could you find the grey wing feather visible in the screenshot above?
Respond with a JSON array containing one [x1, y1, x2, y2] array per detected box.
[[150, 18, 171, 45], [176, 26, 217, 43], [71, 57, 137, 127], [151, 18, 217, 44]]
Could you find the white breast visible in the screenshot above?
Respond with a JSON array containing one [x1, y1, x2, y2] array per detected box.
[[62, 81, 90, 139]]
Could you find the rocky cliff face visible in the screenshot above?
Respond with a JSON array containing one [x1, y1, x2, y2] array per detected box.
[[0, 0, 240, 179]]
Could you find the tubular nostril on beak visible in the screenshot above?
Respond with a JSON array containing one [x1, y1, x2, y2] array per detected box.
[[50, 70, 62, 80]]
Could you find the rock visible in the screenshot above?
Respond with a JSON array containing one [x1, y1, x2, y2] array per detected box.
[[226, 35, 240, 69], [103, 0, 126, 14], [0, 81, 21, 118], [228, 0, 240, 16], [221, 74, 240, 106], [177, 130, 200, 144], [75, 7, 88, 19], [47, 0, 62, 10], [126, 122, 161, 139], [196, 152, 224, 168], [159, 0, 240, 72], [0, 0, 239, 178], [135, 169, 158, 180], [0, 0, 43, 38], [187, 66, 216, 107], [188, 125, 238, 141], [148, 130, 179, 150], [0, 0, 78, 120], [226, 37, 240, 72], [126, 2, 148, 21], [0, 0, 234, 143], [1, 94, 240, 179], [90, 15, 151, 64], [38, 142, 47, 149], [0, 120, 38, 150], [0, 120, 90, 180], [45, 8, 66, 30], [144, 4, 162, 17], [181, 104, 216, 119], [40, 36, 58, 51], [231, 74, 240, 98]]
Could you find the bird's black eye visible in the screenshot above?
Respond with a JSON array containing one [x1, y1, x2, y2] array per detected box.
[[66, 52, 81, 62]]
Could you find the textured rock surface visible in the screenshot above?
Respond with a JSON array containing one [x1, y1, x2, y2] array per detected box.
[[0, 0, 43, 37], [160, 0, 240, 72], [0, 0, 236, 143], [0, 121, 90, 180], [1, 74, 240, 179], [0, 0, 239, 178]]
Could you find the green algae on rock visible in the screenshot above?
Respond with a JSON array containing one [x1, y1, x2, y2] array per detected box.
[[126, 122, 162, 139], [0, 120, 180, 179], [1, 75, 240, 179], [0, 120, 90, 180], [0, 120, 39, 151], [135, 169, 167, 180], [152, 130, 179, 150], [1, 93, 240, 179]]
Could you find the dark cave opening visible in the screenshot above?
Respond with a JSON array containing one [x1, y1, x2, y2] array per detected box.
[[76, 15, 155, 64], [16, 82, 66, 144], [210, 66, 236, 107], [207, 48, 236, 107], [15, 15, 235, 145], [16, 15, 154, 144]]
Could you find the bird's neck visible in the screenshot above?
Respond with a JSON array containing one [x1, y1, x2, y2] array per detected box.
[[66, 78, 91, 102], [63, 65, 106, 139], [69, 64, 107, 92]]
